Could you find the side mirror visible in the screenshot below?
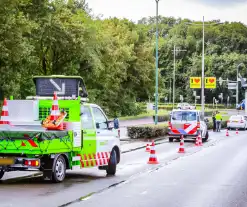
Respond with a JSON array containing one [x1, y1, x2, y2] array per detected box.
[[172, 117, 176, 120], [96, 123, 100, 129]]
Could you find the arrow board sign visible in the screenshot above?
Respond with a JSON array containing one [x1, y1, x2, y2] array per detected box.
[[49, 79, 65, 95], [35, 78, 79, 97]]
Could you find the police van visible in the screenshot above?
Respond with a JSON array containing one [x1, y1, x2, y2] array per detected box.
[[168, 109, 209, 142]]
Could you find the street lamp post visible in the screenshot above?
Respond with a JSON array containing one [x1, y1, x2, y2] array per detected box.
[[202, 16, 205, 118], [172, 46, 187, 109], [236, 63, 244, 107], [186, 17, 222, 118], [154, 0, 159, 125]]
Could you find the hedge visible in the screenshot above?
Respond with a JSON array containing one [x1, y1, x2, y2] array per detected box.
[[127, 125, 168, 139], [127, 120, 227, 139]]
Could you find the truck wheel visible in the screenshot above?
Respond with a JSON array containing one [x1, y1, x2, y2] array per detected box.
[[52, 155, 66, 183], [169, 138, 173, 142], [0, 170, 4, 180], [106, 150, 117, 176]]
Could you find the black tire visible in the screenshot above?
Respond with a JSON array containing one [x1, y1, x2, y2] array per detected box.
[[169, 137, 173, 142], [52, 155, 66, 183], [106, 150, 117, 176], [203, 131, 209, 142], [0, 170, 4, 180]]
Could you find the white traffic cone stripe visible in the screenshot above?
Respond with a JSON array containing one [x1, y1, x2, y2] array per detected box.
[[2, 106, 8, 111], [51, 110, 60, 116], [53, 100, 59, 105], [1, 116, 9, 121]]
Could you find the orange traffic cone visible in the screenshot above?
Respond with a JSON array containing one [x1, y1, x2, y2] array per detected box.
[[145, 143, 151, 152], [195, 136, 200, 146], [236, 128, 239, 135], [178, 135, 185, 153], [226, 129, 229, 136], [0, 98, 10, 125], [147, 141, 159, 164], [50, 92, 60, 121], [198, 134, 203, 146]]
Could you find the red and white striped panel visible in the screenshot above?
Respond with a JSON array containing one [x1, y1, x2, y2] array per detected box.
[[72, 152, 111, 169]]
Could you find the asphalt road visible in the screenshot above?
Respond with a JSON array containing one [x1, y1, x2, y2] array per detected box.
[[0, 130, 246, 207]]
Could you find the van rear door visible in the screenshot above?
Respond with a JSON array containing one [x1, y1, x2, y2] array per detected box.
[[171, 111, 198, 135]]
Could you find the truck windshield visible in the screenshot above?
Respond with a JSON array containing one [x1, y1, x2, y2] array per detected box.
[[172, 111, 197, 121]]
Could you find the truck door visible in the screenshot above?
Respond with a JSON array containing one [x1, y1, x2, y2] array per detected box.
[[91, 106, 115, 154], [81, 106, 96, 154]]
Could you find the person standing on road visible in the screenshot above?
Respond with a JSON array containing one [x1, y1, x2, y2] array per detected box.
[[212, 111, 216, 132], [215, 111, 223, 132], [113, 116, 119, 129]]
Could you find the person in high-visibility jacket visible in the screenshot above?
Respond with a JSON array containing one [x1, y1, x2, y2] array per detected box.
[[215, 111, 222, 132]]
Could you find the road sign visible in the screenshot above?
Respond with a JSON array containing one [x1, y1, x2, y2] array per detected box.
[[205, 77, 216, 89], [196, 96, 200, 100], [190, 77, 201, 88], [50, 79, 65, 95], [228, 82, 237, 90]]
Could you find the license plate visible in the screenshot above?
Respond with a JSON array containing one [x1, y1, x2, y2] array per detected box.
[[0, 158, 14, 165], [233, 121, 238, 123]]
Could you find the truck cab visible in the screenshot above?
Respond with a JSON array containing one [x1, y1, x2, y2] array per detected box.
[[0, 75, 120, 182]]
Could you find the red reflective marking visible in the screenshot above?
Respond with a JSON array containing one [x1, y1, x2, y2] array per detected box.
[[28, 140, 38, 147], [52, 105, 59, 110], [84, 154, 89, 166]]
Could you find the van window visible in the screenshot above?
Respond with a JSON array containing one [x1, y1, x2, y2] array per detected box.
[[81, 106, 94, 129], [172, 111, 197, 121], [92, 107, 108, 129]]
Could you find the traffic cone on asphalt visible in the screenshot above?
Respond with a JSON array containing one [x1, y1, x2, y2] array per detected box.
[[145, 143, 151, 152], [147, 141, 159, 164], [178, 135, 185, 153], [0, 98, 10, 125], [50, 92, 61, 121], [195, 136, 200, 146], [236, 128, 239, 135], [198, 134, 203, 146], [226, 129, 229, 137]]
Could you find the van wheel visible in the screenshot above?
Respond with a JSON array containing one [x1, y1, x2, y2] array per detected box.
[[52, 155, 66, 183], [169, 138, 173, 142], [106, 150, 117, 176], [203, 131, 209, 142], [0, 170, 4, 180]]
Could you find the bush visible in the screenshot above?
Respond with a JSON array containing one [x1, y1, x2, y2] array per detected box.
[[127, 120, 227, 139], [152, 115, 170, 122], [127, 125, 168, 139]]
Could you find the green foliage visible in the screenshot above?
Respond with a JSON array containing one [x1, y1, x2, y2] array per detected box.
[[127, 120, 227, 139], [0, 2, 247, 116], [127, 125, 168, 139]]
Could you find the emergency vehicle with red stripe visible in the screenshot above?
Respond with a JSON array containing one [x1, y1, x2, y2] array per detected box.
[[167, 109, 209, 142], [0, 75, 121, 183]]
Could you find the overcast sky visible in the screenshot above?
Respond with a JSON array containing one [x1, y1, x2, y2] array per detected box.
[[86, 0, 247, 24]]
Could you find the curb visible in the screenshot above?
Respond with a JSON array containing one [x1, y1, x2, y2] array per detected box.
[[121, 137, 168, 154], [121, 136, 168, 142]]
